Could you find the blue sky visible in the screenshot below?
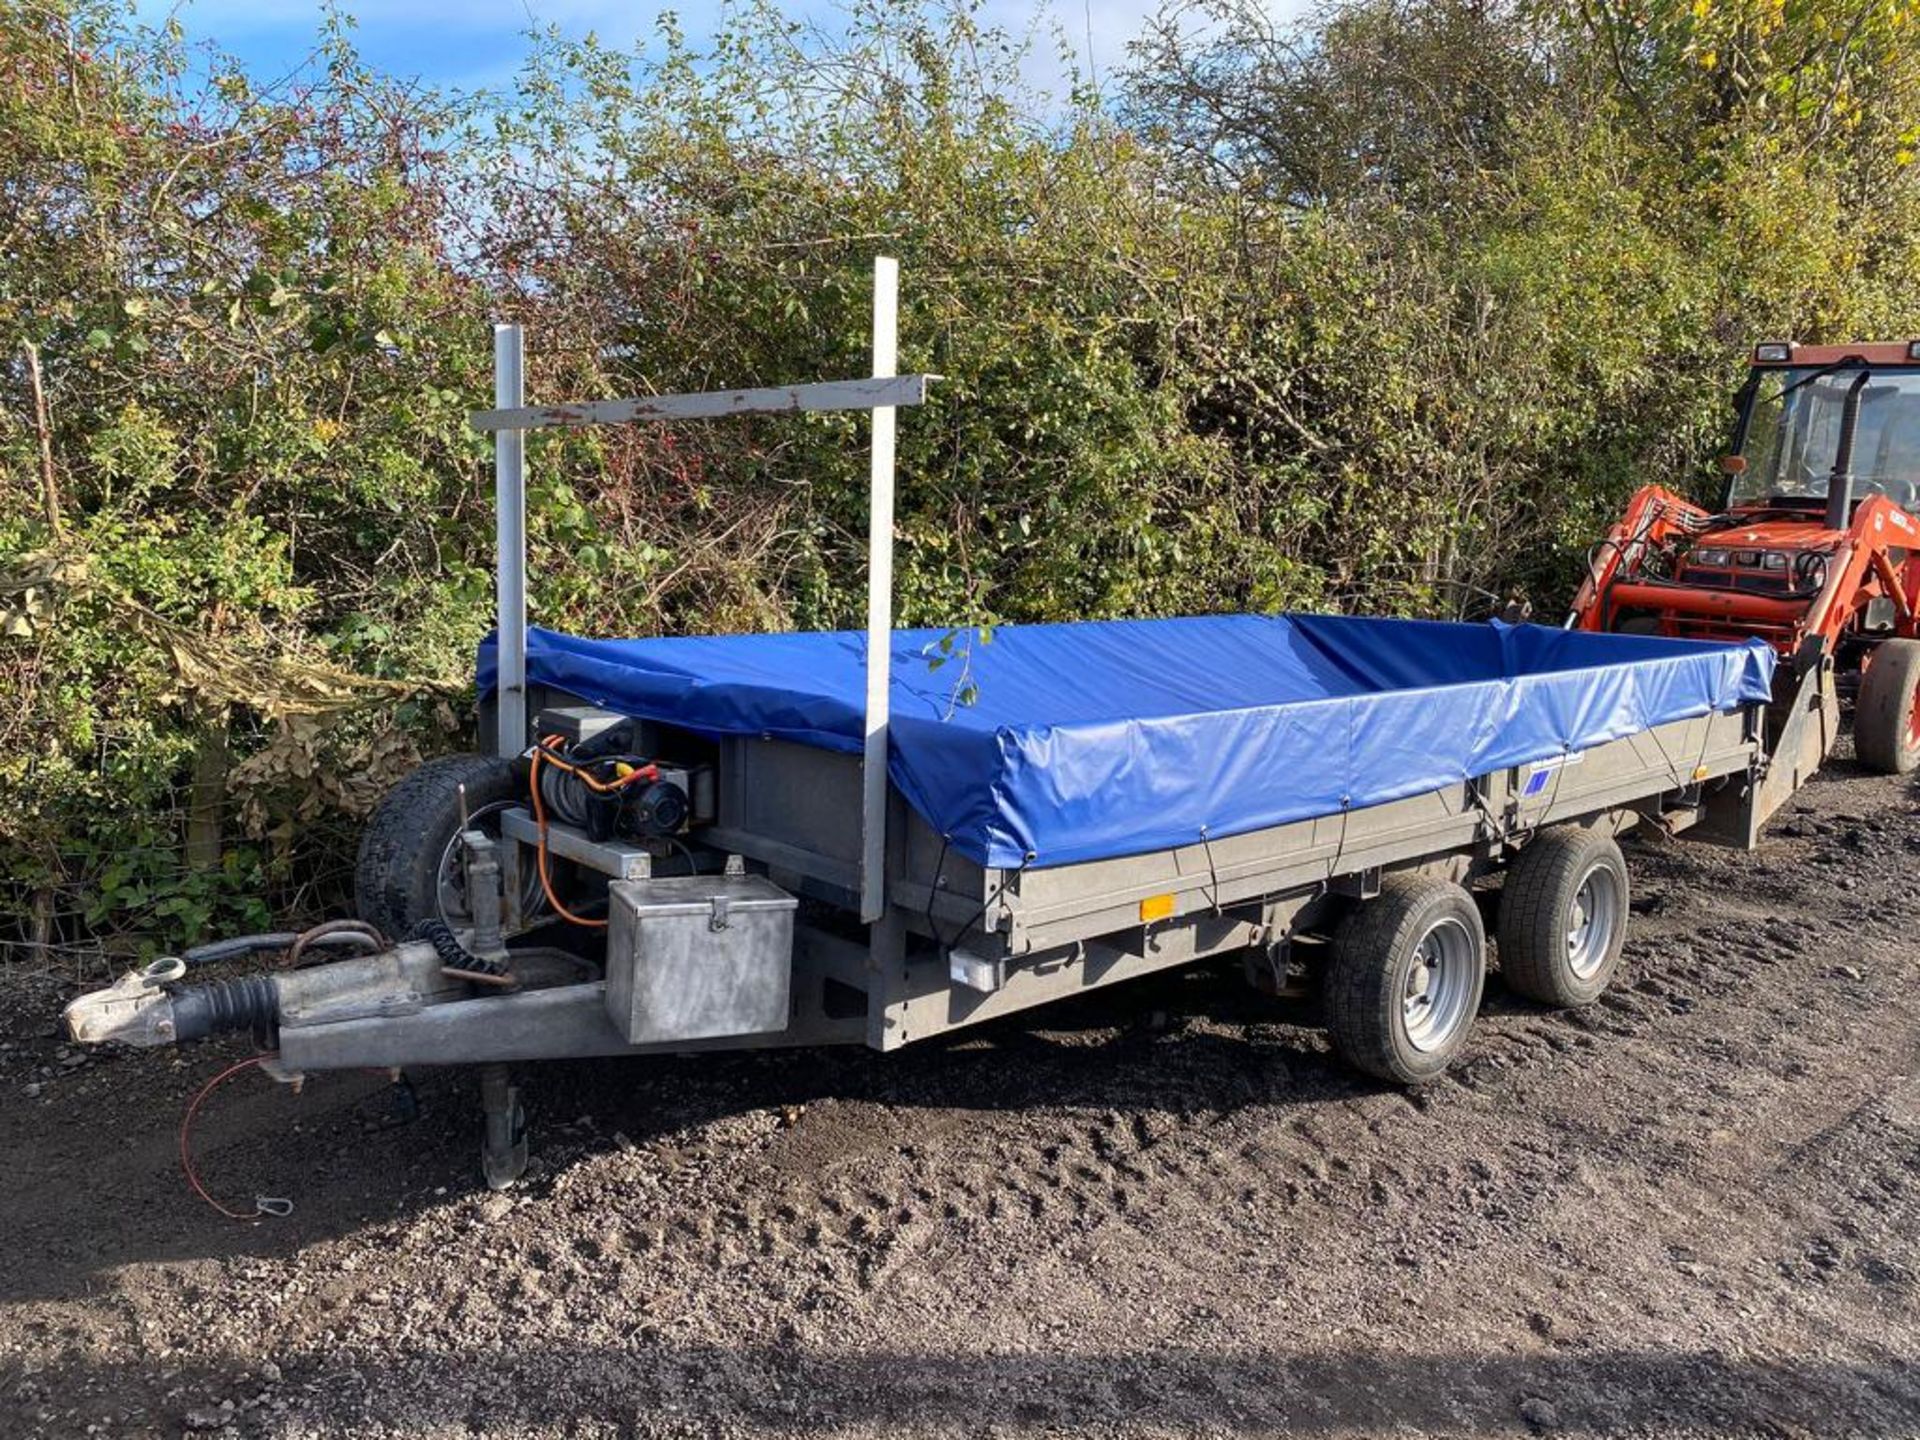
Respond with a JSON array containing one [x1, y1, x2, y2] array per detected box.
[[130, 0, 1307, 100]]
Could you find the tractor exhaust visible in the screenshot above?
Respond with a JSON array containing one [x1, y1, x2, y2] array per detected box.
[[1825, 369, 1873, 531]]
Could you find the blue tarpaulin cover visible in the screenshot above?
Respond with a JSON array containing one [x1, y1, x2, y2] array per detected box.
[[479, 616, 1775, 870]]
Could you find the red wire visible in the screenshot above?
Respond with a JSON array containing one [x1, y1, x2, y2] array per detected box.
[[179, 1053, 280, 1221]]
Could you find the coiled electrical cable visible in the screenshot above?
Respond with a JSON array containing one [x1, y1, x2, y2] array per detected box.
[[411, 918, 509, 978]]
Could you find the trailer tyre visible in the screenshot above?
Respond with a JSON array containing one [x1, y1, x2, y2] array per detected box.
[[1326, 876, 1486, 1085], [354, 753, 528, 939], [1498, 827, 1629, 1007], [1855, 639, 1920, 775]]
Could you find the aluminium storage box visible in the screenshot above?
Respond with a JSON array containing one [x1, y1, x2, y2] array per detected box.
[[604, 875, 797, 1044]]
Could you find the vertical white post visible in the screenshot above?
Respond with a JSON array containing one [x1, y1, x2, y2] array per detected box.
[[860, 258, 899, 923], [494, 324, 528, 758]]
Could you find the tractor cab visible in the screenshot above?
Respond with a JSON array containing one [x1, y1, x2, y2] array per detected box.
[[1730, 349, 1920, 518], [1569, 341, 1920, 775]]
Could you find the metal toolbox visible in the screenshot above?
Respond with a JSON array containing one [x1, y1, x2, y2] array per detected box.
[[604, 875, 797, 1044]]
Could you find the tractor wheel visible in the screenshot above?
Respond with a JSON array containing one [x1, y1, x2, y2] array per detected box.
[[1326, 875, 1486, 1085], [1856, 639, 1920, 775], [354, 753, 535, 939], [1498, 826, 1630, 1008]]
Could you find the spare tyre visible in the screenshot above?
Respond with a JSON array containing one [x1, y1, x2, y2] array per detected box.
[[354, 753, 538, 939]]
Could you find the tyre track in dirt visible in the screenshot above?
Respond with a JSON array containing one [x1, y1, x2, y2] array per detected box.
[[3, 750, 1918, 1437]]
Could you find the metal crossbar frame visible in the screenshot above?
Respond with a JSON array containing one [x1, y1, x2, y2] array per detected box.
[[470, 373, 932, 432], [474, 258, 932, 923]]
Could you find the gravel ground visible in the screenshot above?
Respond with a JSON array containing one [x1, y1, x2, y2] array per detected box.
[[4, 742, 1919, 1438]]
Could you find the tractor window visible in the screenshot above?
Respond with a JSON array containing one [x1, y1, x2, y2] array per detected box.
[[1736, 365, 1920, 510]]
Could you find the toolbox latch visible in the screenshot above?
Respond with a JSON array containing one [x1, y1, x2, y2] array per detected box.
[[708, 895, 731, 932]]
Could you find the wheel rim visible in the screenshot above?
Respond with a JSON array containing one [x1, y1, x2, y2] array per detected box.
[[1906, 678, 1920, 748], [1566, 863, 1621, 981], [435, 799, 545, 929], [1401, 916, 1478, 1053]]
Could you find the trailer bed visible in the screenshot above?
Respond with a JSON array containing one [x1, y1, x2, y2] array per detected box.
[[480, 615, 1775, 870]]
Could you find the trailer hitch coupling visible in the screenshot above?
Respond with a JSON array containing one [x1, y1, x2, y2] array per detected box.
[[63, 957, 192, 1047], [62, 941, 463, 1051]]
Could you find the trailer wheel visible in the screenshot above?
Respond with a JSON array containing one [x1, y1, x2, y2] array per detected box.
[[1498, 827, 1629, 1007], [354, 753, 537, 939], [1855, 638, 1920, 775], [1326, 875, 1486, 1085]]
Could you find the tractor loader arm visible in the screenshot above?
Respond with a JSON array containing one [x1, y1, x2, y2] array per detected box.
[[1568, 485, 1712, 630]]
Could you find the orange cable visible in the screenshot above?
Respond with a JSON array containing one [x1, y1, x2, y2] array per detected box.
[[530, 742, 610, 929], [533, 739, 657, 794]]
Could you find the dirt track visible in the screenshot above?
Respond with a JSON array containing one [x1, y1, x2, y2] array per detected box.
[[5, 740, 1920, 1438]]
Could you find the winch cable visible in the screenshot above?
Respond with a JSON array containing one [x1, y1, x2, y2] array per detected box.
[[528, 735, 654, 929], [179, 1053, 293, 1222], [532, 734, 658, 799]]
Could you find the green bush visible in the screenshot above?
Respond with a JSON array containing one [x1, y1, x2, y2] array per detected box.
[[3, 0, 1918, 959]]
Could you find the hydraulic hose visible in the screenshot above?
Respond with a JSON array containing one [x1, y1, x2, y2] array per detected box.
[[286, 920, 385, 970], [181, 930, 380, 968]]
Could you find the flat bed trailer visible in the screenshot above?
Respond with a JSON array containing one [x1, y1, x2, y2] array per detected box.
[[68, 607, 1805, 1182], [61, 265, 1852, 1189], [306, 665, 1764, 1074]]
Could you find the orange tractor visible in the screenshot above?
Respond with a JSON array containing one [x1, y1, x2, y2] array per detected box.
[[1570, 341, 1920, 797]]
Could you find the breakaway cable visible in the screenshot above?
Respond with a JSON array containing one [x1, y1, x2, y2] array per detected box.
[[179, 1053, 294, 1221]]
